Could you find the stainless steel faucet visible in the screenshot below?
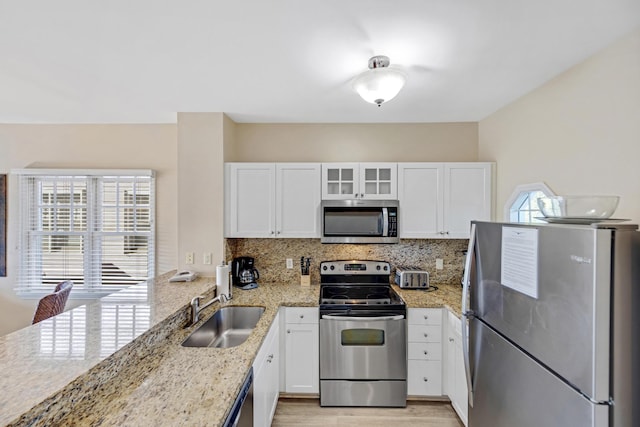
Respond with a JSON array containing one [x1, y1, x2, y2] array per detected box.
[[190, 293, 228, 325]]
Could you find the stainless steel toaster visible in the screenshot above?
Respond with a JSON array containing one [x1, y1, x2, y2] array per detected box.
[[394, 267, 430, 289]]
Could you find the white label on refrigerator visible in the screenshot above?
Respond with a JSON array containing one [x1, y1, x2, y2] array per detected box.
[[501, 227, 539, 298]]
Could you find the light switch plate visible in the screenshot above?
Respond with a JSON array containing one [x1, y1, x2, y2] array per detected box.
[[436, 259, 444, 270], [186, 252, 194, 265], [203, 252, 212, 265], [286, 258, 293, 269]]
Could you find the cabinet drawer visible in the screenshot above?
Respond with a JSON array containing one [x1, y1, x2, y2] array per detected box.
[[408, 360, 442, 396], [285, 307, 318, 324], [408, 342, 442, 361], [408, 308, 442, 326], [408, 325, 441, 343]]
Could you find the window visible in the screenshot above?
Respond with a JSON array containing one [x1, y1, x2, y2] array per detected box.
[[16, 169, 155, 298], [504, 182, 555, 223]]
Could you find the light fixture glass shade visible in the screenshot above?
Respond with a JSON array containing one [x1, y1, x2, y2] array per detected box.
[[353, 67, 406, 106]]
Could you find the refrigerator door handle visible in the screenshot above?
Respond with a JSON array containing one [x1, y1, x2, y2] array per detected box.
[[461, 222, 476, 407]]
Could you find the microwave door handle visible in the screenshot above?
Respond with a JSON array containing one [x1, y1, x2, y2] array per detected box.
[[382, 208, 389, 237], [321, 314, 404, 321]]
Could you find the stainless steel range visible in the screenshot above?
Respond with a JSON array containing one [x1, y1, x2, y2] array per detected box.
[[319, 260, 407, 407]]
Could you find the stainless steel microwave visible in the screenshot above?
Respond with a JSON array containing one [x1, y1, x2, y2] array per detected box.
[[321, 199, 399, 244]]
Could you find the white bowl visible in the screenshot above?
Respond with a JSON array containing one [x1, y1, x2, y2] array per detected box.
[[536, 196, 620, 219]]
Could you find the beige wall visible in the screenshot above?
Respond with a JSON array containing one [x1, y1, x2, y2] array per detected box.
[[479, 29, 640, 223], [0, 124, 178, 335], [177, 113, 226, 274], [230, 123, 478, 162]]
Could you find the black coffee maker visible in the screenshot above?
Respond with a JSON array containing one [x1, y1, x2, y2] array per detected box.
[[231, 256, 260, 290]]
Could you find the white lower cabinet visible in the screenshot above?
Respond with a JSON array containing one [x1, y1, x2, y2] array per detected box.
[[446, 310, 468, 426], [407, 308, 443, 396], [254, 311, 280, 427], [282, 307, 319, 394]]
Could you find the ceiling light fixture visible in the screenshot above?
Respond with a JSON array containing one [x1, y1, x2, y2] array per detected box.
[[353, 55, 406, 107]]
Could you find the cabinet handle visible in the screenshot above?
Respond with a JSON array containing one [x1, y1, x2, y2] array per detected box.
[[449, 338, 455, 342], [439, 231, 445, 235], [276, 231, 281, 235], [445, 231, 450, 235], [423, 377, 428, 382], [299, 314, 304, 319], [423, 333, 428, 338], [270, 231, 274, 235], [423, 350, 428, 355], [424, 315, 428, 320], [267, 354, 274, 363], [287, 330, 291, 334]]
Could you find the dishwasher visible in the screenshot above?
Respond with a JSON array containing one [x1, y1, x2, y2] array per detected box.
[[223, 368, 253, 427]]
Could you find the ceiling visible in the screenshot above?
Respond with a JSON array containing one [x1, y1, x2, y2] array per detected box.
[[1, 0, 639, 124]]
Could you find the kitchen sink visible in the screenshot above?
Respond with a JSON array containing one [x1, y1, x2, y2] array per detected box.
[[182, 306, 265, 348]]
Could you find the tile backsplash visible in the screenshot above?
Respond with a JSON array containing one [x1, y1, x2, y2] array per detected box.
[[226, 238, 468, 286]]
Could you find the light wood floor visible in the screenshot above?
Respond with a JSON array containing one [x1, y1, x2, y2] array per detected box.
[[272, 398, 464, 427]]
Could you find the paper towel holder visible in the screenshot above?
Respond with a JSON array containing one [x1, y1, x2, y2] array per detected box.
[[216, 261, 233, 300]]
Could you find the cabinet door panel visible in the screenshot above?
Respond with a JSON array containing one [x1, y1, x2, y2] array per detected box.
[[360, 163, 398, 199], [276, 164, 321, 238], [322, 163, 359, 199], [454, 337, 468, 426], [254, 314, 280, 427], [228, 164, 276, 237], [285, 323, 319, 393], [444, 163, 492, 238], [398, 163, 443, 238]]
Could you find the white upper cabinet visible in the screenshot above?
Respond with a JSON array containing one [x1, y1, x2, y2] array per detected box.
[[322, 163, 397, 200], [443, 163, 493, 238], [226, 163, 321, 238], [276, 164, 321, 238], [227, 163, 276, 238], [398, 163, 493, 239], [398, 163, 443, 238]]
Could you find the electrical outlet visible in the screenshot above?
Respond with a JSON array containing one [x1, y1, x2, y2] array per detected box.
[[186, 252, 194, 265], [436, 259, 444, 270], [286, 258, 293, 269], [203, 252, 212, 265]]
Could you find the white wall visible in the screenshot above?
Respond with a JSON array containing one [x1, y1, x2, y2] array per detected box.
[[0, 124, 178, 335], [479, 29, 640, 223]]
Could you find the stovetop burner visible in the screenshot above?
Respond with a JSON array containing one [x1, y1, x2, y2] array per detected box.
[[319, 260, 406, 312], [320, 284, 401, 305]]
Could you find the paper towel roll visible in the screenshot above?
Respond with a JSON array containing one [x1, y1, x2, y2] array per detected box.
[[216, 263, 231, 298]]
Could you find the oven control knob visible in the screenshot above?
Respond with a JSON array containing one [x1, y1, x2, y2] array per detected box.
[[330, 265, 335, 270], [322, 265, 328, 271], [383, 265, 388, 271], [376, 265, 381, 270]]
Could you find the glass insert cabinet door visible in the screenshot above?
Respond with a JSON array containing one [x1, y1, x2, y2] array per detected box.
[[322, 163, 359, 199], [322, 163, 397, 200], [361, 165, 397, 199]]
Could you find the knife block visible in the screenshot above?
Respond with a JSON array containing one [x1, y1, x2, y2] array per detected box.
[[300, 275, 310, 287]]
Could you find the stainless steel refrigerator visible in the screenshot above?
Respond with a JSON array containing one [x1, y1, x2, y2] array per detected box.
[[462, 221, 639, 427]]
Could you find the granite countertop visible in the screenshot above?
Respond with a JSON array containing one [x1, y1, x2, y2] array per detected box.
[[0, 275, 462, 426]]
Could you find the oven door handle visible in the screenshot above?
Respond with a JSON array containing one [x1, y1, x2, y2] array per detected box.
[[321, 314, 405, 321]]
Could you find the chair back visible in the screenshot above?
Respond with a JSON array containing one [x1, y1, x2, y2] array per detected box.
[[32, 281, 74, 324]]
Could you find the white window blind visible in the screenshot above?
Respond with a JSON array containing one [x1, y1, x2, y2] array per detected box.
[[15, 169, 155, 298]]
